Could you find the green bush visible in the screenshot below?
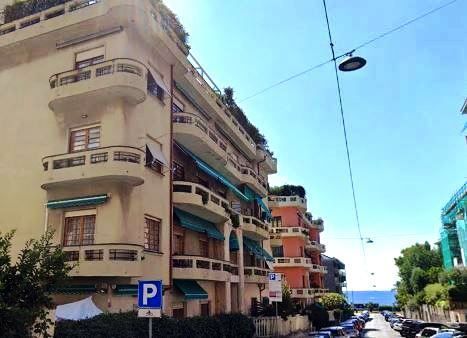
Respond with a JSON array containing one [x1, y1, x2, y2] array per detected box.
[[54, 312, 255, 338], [3, 0, 71, 23]]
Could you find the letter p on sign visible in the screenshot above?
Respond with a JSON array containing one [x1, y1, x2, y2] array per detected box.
[[138, 280, 162, 309]]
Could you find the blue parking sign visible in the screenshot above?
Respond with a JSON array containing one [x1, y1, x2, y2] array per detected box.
[[138, 280, 163, 309]]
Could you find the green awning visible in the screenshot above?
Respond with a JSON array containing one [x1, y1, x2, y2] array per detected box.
[[256, 197, 272, 219], [174, 279, 208, 300], [51, 285, 96, 294], [243, 236, 274, 262], [174, 208, 224, 240], [229, 233, 239, 251], [114, 284, 138, 296], [180, 146, 249, 201], [243, 185, 256, 201], [47, 194, 109, 209]]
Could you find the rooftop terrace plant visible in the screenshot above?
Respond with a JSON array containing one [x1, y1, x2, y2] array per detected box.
[[269, 185, 306, 198], [3, 0, 70, 23]]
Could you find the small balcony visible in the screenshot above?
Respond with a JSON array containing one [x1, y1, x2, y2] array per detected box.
[[63, 243, 143, 277], [270, 226, 309, 238], [244, 266, 270, 284], [48, 58, 147, 113], [242, 215, 269, 240], [305, 240, 326, 253], [268, 196, 307, 212], [240, 167, 268, 197], [273, 257, 312, 269], [41, 146, 145, 189], [290, 288, 316, 299], [256, 147, 277, 174], [310, 264, 328, 274], [172, 255, 232, 282], [173, 181, 230, 223]]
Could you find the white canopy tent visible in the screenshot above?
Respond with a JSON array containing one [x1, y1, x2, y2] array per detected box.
[[55, 296, 103, 321]]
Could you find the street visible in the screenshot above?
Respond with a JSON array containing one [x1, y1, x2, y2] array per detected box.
[[363, 314, 401, 338]]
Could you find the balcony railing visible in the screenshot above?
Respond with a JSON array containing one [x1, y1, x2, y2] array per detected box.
[[244, 266, 270, 283], [242, 215, 269, 239], [0, 0, 100, 37], [268, 195, 307, 210], [270, 226, 309, 237], [41, 146, 145, 188], [274, 257, 312, 268], [172, 112, 228, 152], [172, 255, 233, 281], [306, 240, 326, 252], [63, 243, 143, 277], [173, 181, 229, 210], [240, 166, 268, 193]]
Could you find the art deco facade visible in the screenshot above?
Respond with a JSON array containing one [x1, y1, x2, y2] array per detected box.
[[0, 0, 276, 317]]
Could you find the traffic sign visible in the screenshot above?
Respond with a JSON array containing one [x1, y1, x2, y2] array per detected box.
[[268, 273, 282, 302], [138, 308, 161, 318], [138, 280, 163, 310]]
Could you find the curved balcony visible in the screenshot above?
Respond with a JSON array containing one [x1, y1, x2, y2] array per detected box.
[[268, 196, 307, 212], [63, 243, 143, 277], [305, 240, 326, 253], [172, 255, 231, 282], [173, 181, 230, 223], [256, 147, 277, 174], [41, 146, 145, 189], [48, 58, 147, 113], [244, 266, 270, 284], [270, 226, 309, 238], [241, 167, 268, 197], [273, 257, 313, 269], [242, 215, 269, 240]]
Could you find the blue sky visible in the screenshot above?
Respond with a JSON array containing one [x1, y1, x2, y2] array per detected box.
[[165, 0, 467, 290]]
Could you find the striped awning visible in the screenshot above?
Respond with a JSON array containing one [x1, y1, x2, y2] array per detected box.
[[174, 208, 224, 240], [51, 285, 97, 294], [46, 194, 109, 209], [174, 279, 208, 300]]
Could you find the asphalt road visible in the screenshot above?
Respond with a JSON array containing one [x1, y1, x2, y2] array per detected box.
[[363, 314, 401, 338]]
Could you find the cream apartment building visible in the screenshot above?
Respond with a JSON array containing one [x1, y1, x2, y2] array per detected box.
[[0, 0, 276, 317]]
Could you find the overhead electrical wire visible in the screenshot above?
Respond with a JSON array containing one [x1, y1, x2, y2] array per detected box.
[[238, 0, 461, 103]]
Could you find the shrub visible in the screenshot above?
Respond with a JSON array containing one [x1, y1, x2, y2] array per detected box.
[[3, 0, 70, 23], [54, 312, 255, 338]]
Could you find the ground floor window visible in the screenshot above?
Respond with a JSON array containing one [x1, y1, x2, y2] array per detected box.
[[172, 306, 185, 319]]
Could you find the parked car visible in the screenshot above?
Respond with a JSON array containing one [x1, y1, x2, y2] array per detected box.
[[317, 326, 348, 338], [394, 319, 410, 331], [416, 327, 445, 337], [308, 333, 331, 338], [339, 322, 360, 337], [431, 331, 467, 338], [402, 322, 447, 338]]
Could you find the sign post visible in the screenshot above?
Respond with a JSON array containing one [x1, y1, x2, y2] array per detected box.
[[138, 280, 163, 338], [268, 272, 282, 316]]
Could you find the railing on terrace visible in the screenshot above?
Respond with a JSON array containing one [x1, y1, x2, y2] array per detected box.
[[173, 180, 230, 211], [49, 58, 146, 89], [242, 215, 269, 232], [0, 0, 100, 36], [42, 145, 145, 171], [442, 181, 467, 215], [172, 255, 233, 273], [241, 167, 267, 190], [172, 112, 228, 152], [63, 243, 143, 263], [274, 257, 312, 265], [244, 266, 270, 277], [270, 226, 308, 236]]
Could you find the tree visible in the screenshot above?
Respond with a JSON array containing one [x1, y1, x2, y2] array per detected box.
[[394, 242, 442, 306], [320, 293, 348, 311], [0, 230, 72, 337]]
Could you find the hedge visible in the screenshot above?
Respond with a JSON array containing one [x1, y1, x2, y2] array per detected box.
[[54, 312, 255, 338]]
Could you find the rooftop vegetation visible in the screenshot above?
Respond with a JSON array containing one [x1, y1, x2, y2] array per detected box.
[[2, 0, 70, 23], [221, 87, 270, 149], [269, 184, 306, 198]]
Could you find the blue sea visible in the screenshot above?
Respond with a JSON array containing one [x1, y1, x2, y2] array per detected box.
[[344, 290, 397, 306]]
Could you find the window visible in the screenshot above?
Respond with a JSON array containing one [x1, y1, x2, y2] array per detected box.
[[173, 161, 185, 181], [75, 46, 104, 69], [272, 246, 283, 257], [144, 217, 161, 252], [200, 302, 210, 316], [147, 72, 164, 101], [63, 215, 96, 246], [172, 97, 184, 113], [70, 126, 100, 152], [199, 238, 209, 257], [272, 216, 282, 227], [174, 231, 184, 255]]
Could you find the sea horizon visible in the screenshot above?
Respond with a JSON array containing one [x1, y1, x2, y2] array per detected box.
[[344, 290, 397, 306]]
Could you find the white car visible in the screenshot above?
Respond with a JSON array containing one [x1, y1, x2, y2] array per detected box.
[[416, 327, 460, 337]]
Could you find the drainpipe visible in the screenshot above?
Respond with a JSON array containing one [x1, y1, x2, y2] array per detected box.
[[168, 64, 174, 290]]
